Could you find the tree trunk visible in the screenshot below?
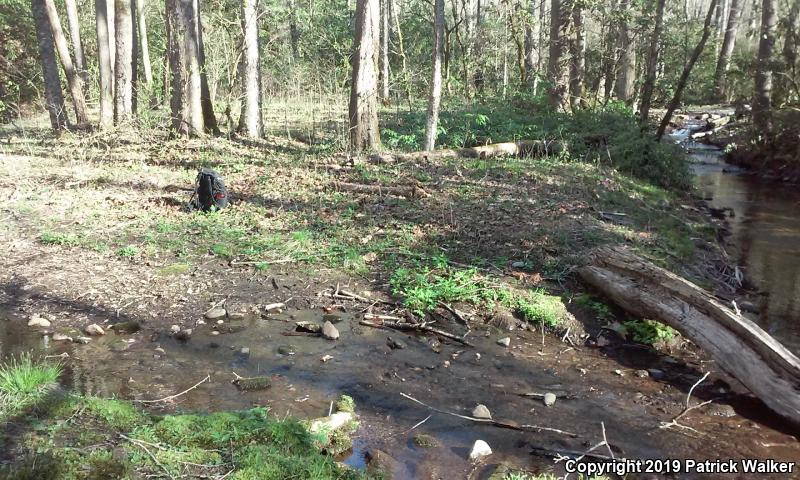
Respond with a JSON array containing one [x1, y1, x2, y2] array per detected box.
[[523, 0, 539, 91], [784, 0, 800, 77], [43, 0, 89, 125], [579, 246, 800, 425], [162, 6, 170, 108], [380, 0, 390, 102], [96, 0, 114, 127], [639, 0, 667, 123], [713, 0, 741, 101], [289, 0, 300, 59], [656, 0, 718, 140], [114, 0, 134, 123], [615, 0, 636, 104], [237, 0, 263, 137], [167, 0, 204, 135], [194, 0, 219, 134], [601, 1, 618, 100], [348, 0, 380, 151], [390, 0, 411, 105], [31, 0, 67, 131], [136, 0, 156, 108], [568, 4, 584, 109], [752, 0, 777, 135], [64, 0, 89, 89], [546, 0, 572, 110], [424, 0, 444, 151], [108, 0, 116, 76]]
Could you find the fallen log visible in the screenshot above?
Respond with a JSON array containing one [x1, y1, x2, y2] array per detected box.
[[368, 140, 564, 163], [578, 246, 800, 424]]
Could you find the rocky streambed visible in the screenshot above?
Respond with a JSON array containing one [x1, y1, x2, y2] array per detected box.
[[3, 302, 799, 479]]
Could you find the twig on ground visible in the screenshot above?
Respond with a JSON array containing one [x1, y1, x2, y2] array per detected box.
[[659, 371, 713, 434], [438, 302, 468, 325], [134, 374, 211, 404], [686, 371, 710, 409], [360, 319, 474, 347], [121, 434, 176, 479], [230, 258, 295, 266], [399, 392, 577, 437]]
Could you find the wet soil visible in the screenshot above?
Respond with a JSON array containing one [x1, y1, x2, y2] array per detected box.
[[2, 301, 799, 478]]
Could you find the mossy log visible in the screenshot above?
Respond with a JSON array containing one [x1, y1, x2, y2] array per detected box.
[[368, 139, 564, 163], [578, 246, 800, 424]]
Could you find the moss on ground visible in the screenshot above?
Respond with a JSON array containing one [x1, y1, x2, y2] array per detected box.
[[0, 357, 365, 479]]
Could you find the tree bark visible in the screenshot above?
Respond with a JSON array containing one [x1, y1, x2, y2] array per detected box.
[[614, 1, 636, 104], [43, 0, 89, 125], [114, 0, 134, 123], [96, 0, 114, 127], [601, 1, 618, 101], [237, 0, 263, 137], [655, 0, 718, 140], [348, 0, 380, 151], [523, 0, 539, 91], [167, 0, 204, 135], [784, 0, 800, 77], [753, 0, 777, 135], [137, 0, 155, 108], [31, 0, 68, 131], [639, 0, 667, 123], [568, 4, 584, 109], [713, 0, 741, 102], [579, 246, 800, 425], [64, 0, 89, 89], [108, 0, 116, 75], [424, 0, 444, 151], [194, 0, 219, 134], [546, 0, 572, 110], [289, 0, 300, 58], [380, 0, 390, 102], [390, 0, 411, 105]]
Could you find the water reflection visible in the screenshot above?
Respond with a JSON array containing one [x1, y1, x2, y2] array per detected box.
[[691, 149, 800, 354]]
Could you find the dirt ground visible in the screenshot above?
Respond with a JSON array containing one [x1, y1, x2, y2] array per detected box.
[[2, 118, 799, 478]]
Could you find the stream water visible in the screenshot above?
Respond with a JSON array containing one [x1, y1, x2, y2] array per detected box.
[[676, 127, 800, 355]]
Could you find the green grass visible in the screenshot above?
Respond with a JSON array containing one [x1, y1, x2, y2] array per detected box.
[[389, 258, 571, 328], [40, 231, 80, 247], [623, 319, 678, 345], [0, 354, 62, 417], [0, 355, 366, 479]]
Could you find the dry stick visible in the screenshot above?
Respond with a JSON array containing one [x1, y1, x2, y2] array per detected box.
[[360, 319, 474, 347], [659, 371, 713, 433], [399, 392, 577, 437], [134, 375, 211, 404], [120, 434, 176, 480]]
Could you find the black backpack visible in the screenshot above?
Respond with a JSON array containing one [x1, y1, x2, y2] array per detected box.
[[188, 168, 229, 212]]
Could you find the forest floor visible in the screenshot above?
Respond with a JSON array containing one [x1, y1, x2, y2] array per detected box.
[[1, 109, 799, 478]]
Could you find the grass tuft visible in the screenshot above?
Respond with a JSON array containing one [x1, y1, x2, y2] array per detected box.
[[0, 354, 61, 417]]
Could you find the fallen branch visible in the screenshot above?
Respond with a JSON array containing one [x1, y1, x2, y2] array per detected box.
[[134, 374, 211, 404], [399, 392, 577, 437], [329, 181, 428, 198], [659, 371, 715, 434], [120, 434, 176, 479], [360, 319, 474, 347]]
